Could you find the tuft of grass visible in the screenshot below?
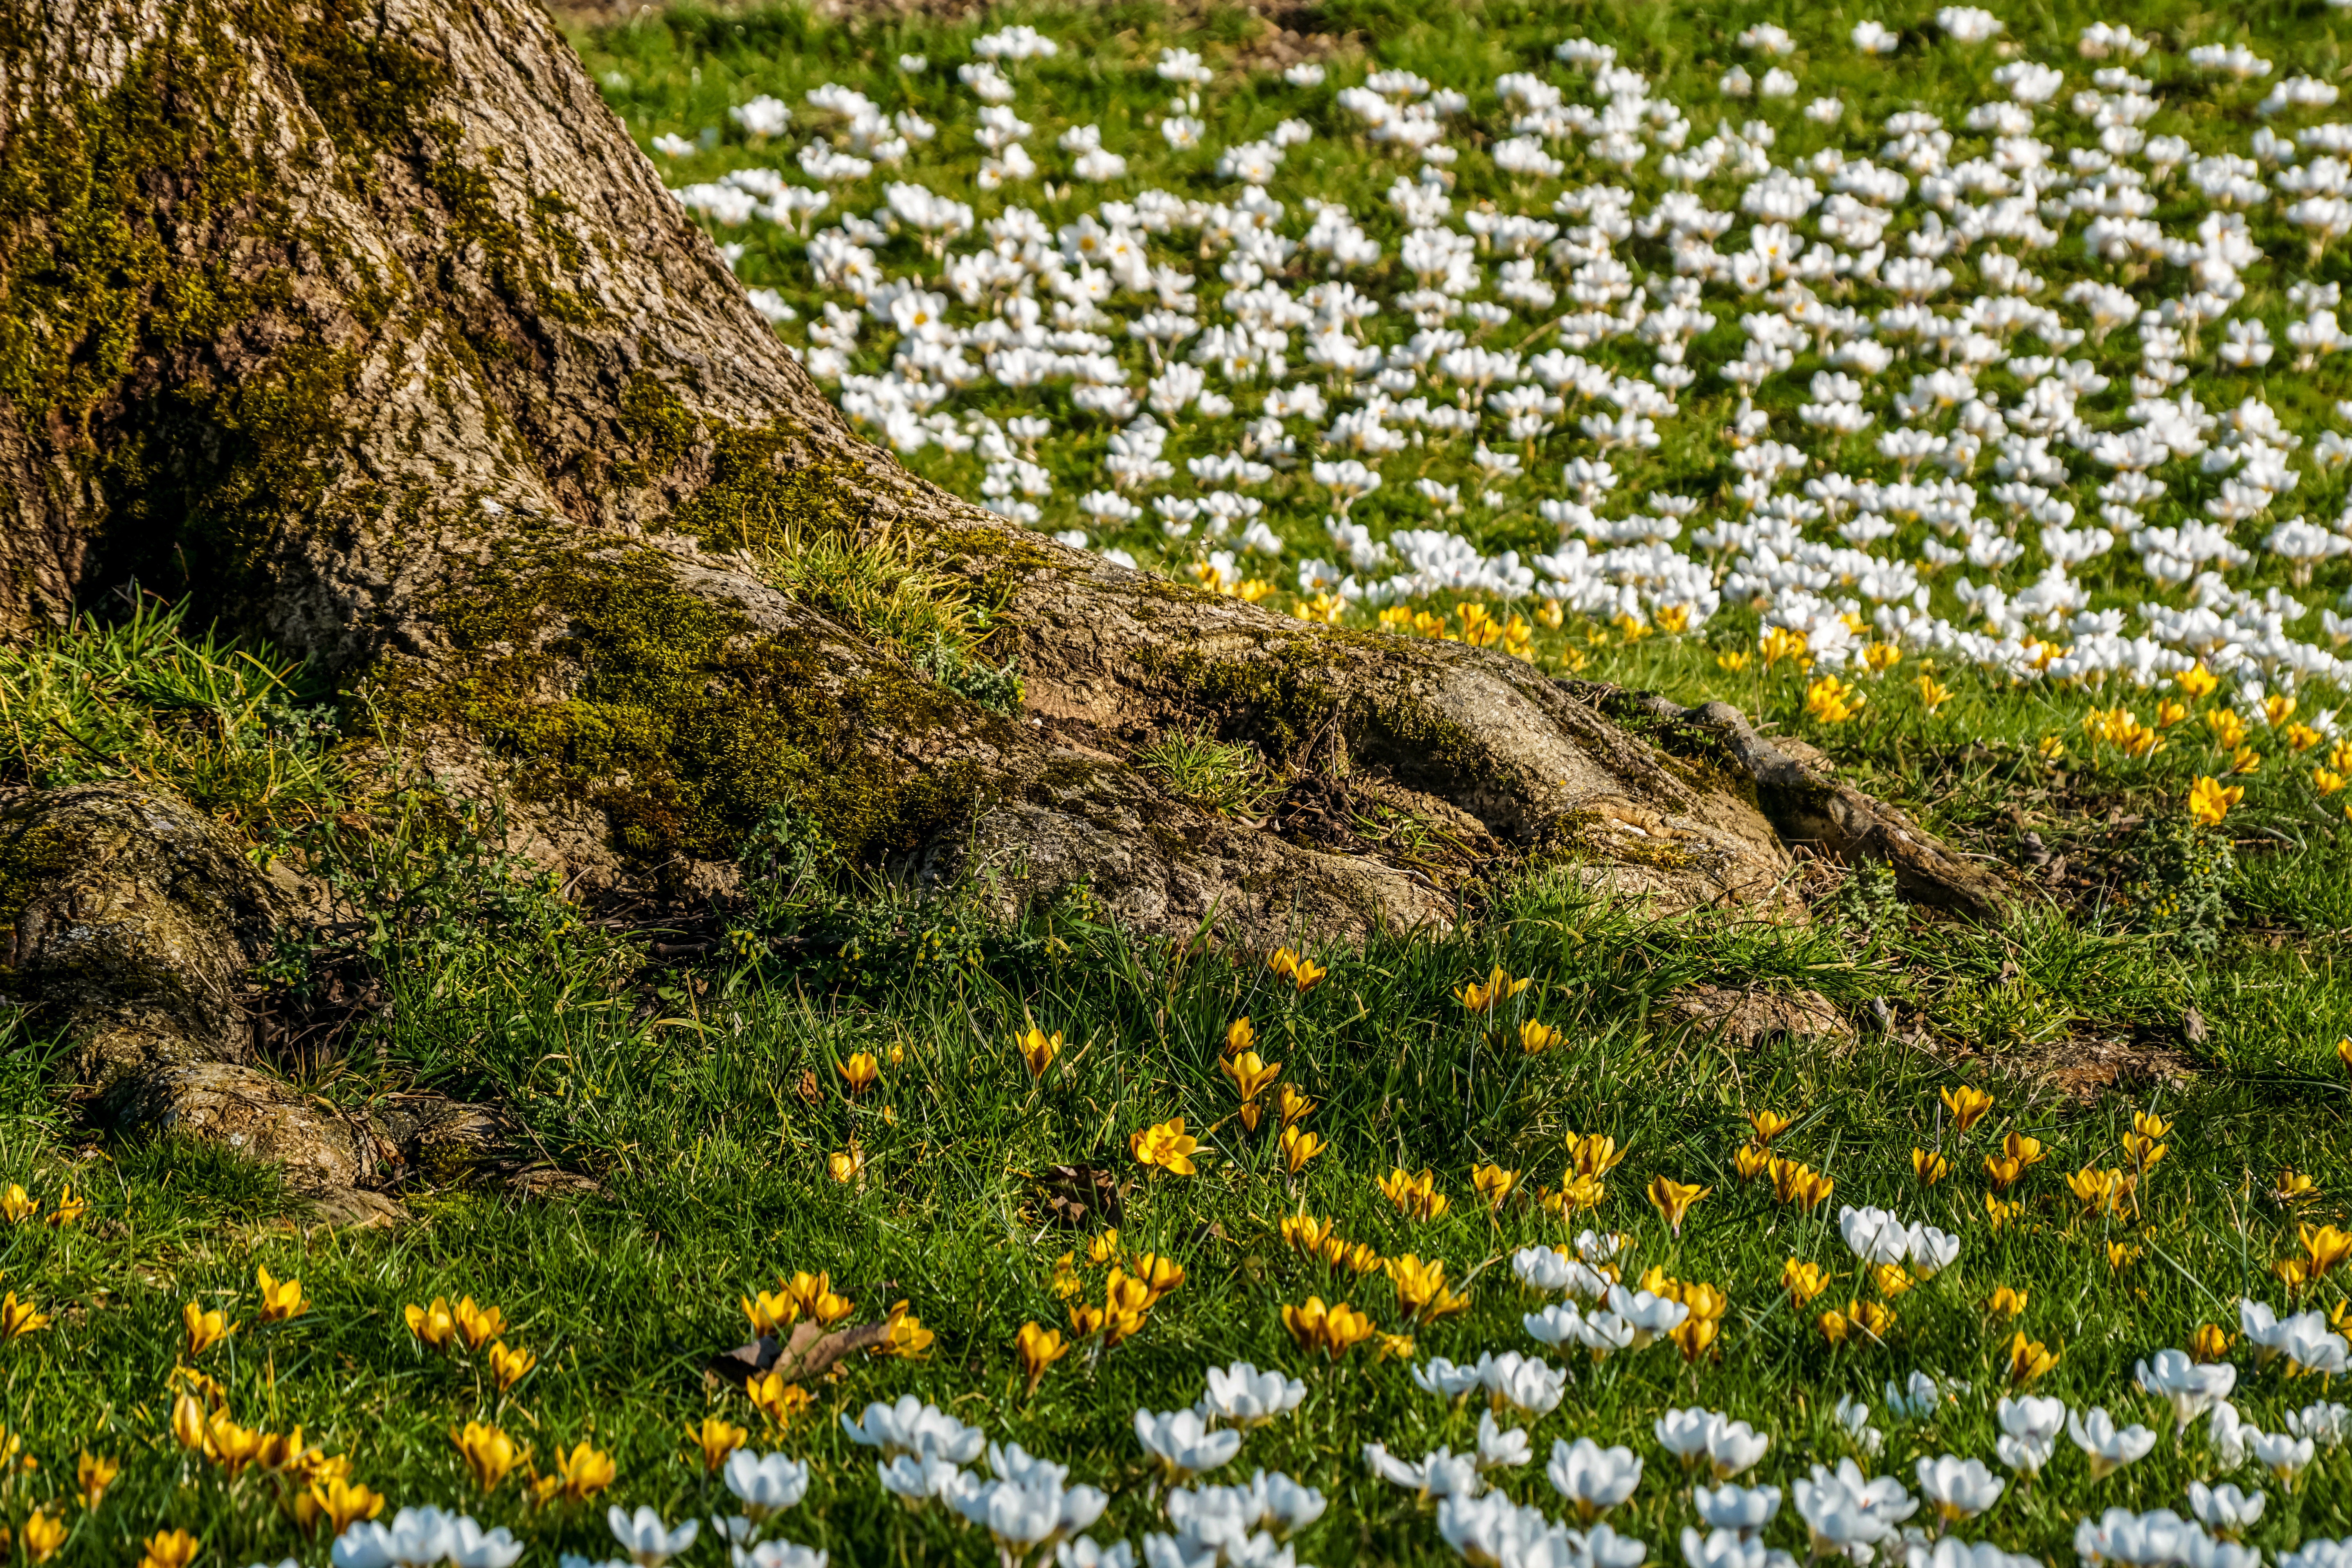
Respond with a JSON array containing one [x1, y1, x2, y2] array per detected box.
[[1131, 728, 1278, 816], [760, 525, 1023, 713], [0, 592, 348, 834]]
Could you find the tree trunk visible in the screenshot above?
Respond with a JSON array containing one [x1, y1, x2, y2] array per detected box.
[[1, 0, 1855, 941], [0, 0, 2004, 1186]]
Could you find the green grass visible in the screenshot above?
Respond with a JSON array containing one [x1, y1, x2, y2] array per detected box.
[[8, 761, 2352, 1563], [570, 0, 2352, 852], [11, 0, 2352, 1560]]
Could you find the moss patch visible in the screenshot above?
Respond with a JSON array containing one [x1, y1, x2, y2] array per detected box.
[[1144, 638, 1347, 760], [376, 544, 985, 867]]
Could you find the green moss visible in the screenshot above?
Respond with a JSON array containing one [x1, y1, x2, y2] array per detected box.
[[0, 0, 602, 611], [1365, 690, 1491, 781], [0, 819, 81, 967], [285, 16, 452, 182], [376, 544, 985, 868], [1145, 638, 1345, 759], [615, 378, 864, 548], [0, 14, 268, 428]]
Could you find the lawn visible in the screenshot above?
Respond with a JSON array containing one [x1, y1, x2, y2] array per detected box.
[[11, 0, 2352, 1564]]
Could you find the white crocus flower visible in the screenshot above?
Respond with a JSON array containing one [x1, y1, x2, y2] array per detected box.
[[1476, 1410, 1534, 1471], [334, 1509, 459, 1568], [2069, 1406, 2159, 1479], [1548, 1436, 1643, 1517], [1791, 1460, 1915, 1557], [1605, 1284, 1690, 1347], [2289, 1402, 2350, 1447], [731, 1543, 829, 1568], [2251, 1429, 2316, 1483], [607, 1507, 699, 1568], [841, 1397, 985, 1461], [2135, 1348, 2237, 1425], [2075, 1508, 2186, 1567], [1694, 1483, 1780, 1536], [1134, 1408, 1242, 1480], [1911, 1455, 2005, 1522], [446, 1519, 526, 1568], [1364, 1442, 1484, 1500], [2188, 1481, 2266, 1533], [725, 1452, 813, 1519], [1482, 1351, 1569, 1415], [1839, 1206, 1913, 1265], [1413, 1356, 1489, 1399], [1198, 1362, 1307, 1428]]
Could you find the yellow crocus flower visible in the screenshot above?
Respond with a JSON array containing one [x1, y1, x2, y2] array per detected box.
[[543, 1437, 616, 1502], [0, 1290, 50, 1340], [686, 1415, 747, 1472], [182, 1303, 236, 1358], [22, 1507, 65, 1562], [139, 1530, 200, 1568], [488, 1341, 537, 1390], [311, 1475, 386, 1531], [77, 1450, 119, 1510], [2008, 1331, 2059, 1384], [452, 1297, 504, 1352], [1016, 1322, 1068, 1392], [256, 1265, 308, 1324], [2188, 775, 2243, 826], [1781, 1260, 1829, 1308], [1015, 1024, 1061, 1078], [1646, 1175, 1710, 1235], [1470, 1163, 1518, 1212], [1940, 1085, 1994, 1131], [1130, 1118, 1200, 1175], [450, 1420, 522, 1494]]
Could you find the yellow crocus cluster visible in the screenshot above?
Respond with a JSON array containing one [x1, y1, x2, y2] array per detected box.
[[1767, 1155, 1835, 1210], [1803, 674, 1863, 725], [1383, 1254, 1471, 1325], [0, 1182, 81, 1227], [1641, 1267, 1729, 1361], [1220, 1046, 1282, 1131], [1818, 1298, 1896, 1344], [1454, 964, 1532, 1015], [2188, 774, 2244, 826], [1265, 946, 1328, 992], [1375, 1167, 1449, 1222], [742, 1269, 857, 1336], [1282, 1296, 1377, 1357], [2066, 1164, 2137, 1217], [402, 1294, 505, 1353], [2082, 705, 2161, 757], [2276, 1224, 2352, 1291], [1759, 626, 1810, 669], [1983, 1130, 2046, 1192], [1281, 1214, 1382, 1276], [528, 1437, 617, 1506]]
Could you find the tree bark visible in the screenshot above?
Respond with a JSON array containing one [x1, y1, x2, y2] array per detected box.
[[0, 0, 2008, 971]]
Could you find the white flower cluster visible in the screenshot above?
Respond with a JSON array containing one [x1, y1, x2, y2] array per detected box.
[[661, 12, 2352, 703], [282, 1290, 2352, 1568]]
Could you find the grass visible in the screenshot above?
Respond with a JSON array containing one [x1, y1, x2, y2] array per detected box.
[[6, 645, 2351, 1561], [9, 0, 2352, 1561], [569, 0, 2352, 853]]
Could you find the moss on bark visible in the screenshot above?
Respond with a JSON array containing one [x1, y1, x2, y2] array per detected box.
[[373, 543, 990, 868]]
